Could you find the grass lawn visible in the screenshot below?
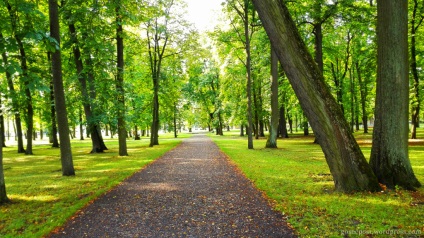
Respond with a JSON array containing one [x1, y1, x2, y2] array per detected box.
[[210, 129, 424, 237], [0, 133, 190, 238]]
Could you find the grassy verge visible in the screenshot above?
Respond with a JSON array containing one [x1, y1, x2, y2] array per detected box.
[[0, 133, 189, 237], [210, 130, 424, 237]]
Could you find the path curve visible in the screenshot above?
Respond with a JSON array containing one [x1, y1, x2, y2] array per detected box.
[[48, 134, 296, 237]]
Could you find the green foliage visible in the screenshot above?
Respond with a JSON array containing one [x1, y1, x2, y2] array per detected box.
[[210, 130, 424, 237], [0, 135, 184, 237]]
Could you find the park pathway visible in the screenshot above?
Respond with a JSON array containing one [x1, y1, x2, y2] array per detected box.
[[48, 134, 296, 237]]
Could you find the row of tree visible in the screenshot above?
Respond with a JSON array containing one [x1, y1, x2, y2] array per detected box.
[[1, 0, 423, 204]]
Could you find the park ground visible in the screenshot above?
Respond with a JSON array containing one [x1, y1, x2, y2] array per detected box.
[[0, 129, 423, 237]]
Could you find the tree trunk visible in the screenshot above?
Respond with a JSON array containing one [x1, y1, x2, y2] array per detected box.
[[370, 0, 421, 190], [356, 62, 368, 133], [49, 70, 59, 148], [49, 0, 75, 176], [253, 83, 259, 139], [0, 106, 5, 147], [14, 35, 34, 155], [150, 82, 160, 147], [279, 105, 289, 138], [0, 131, 9, 204], [252, 0, 380, 192], [79, 109, 84, 140], [173, 102, 178, 138], [116, 2, 128, 156], [243, 0, 254, 149], [266, 48, 279, 148]]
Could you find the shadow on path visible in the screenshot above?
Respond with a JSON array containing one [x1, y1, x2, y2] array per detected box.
[[48, 134, 296, 237]]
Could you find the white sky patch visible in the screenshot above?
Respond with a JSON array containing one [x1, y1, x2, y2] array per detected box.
[[185, 0, 224, 32]]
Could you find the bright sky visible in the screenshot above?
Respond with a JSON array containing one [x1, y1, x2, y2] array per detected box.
[[185, 0, 224, 31]]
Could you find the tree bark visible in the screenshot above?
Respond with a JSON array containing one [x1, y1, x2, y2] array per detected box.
[[116, 2, 128, 156], [252, 0, 380, 192], [266, 48, 279, 148], [370, 0, 421, 190], [49, 0, 75, 176]]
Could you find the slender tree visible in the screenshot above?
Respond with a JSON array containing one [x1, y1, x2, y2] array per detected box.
[[410, 0, 423, 139], [252, 0, 380, 192], [1, 33, 24, 153], [0, 126, 8, 204], [115, 0, 128, 156], [49, 0, 75, 176], [370, 0, 421, 190], [67, 24, 107, 153], [6, 1, 34, 155], [225, 0, 259, 149], [47, 52, 59, 147], [265, 47, 279, 148]]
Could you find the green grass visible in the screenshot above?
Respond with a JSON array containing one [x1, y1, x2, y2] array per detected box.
[[0, 133, 190, 238], [210, 129, 424, 237]]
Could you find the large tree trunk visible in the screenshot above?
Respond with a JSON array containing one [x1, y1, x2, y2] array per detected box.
[[266, 48, 279, 148], [116, 2, 128, 156], [49, 0, 75, 176], [370, 0, 421, 190], [252, 0, 380, 192]]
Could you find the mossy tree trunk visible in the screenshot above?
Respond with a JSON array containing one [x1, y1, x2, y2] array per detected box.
[[370, 0, 421, 190], [252, 0, 380, 192]]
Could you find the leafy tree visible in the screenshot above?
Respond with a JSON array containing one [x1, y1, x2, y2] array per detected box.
[[223, 0, 261, 149], [370, 0, 421, 190], [64, 2, 107, 153], [142, 0, 189, 146], [115, 0, 128, 156]]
